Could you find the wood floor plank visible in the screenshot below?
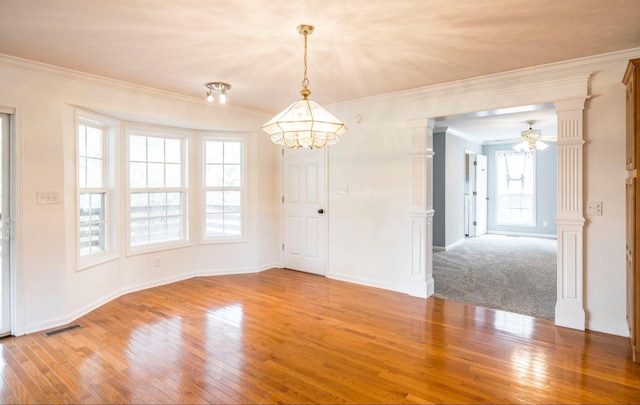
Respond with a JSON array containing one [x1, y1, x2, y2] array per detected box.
[[1, 268, 640, 404]]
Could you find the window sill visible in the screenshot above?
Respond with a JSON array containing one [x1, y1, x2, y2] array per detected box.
[[126, 240, 192, 257], [199, 236, 247, 245]]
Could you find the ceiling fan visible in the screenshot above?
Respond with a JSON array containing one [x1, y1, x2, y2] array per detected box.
[[513, 120, 557, 152]]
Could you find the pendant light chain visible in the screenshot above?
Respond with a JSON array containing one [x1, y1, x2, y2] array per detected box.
[[302, 28, 309, 89]]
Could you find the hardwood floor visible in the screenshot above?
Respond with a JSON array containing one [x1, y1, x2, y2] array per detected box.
[[1, 268, 639, 404]]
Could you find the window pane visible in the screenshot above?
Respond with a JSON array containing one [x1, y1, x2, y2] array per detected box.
[[167, 216, 183, 240], [130, 135, 147, 161], [79, 192, 107, 257], [130, 162, 147, 188], [206, 191, 223, 213], [224, 165, 241, 187], [147, 137, 165, 162], [149, 192, 166, 217], [90, 193, 105, 222], [206, 141, 223, 164], [206, 164, 223, 187], [86, 126, 103, 158], [225, 142, 241, 164], [78, 125, 87, 156], [130, 193, 149, 218], [131, 218, 149, 246], [166, 163, 181, 187], [165, 138, 181, 163], [148, 162, 165, 188], [86, 157, 103, 188], [149, 217, 167, 242], [206, 213, 224, 237], [167, 192, 182, 215], [78, 157, 87, 189]]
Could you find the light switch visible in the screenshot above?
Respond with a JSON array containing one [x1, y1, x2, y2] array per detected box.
[[37, 191, 60, 205], [337, 184, 349, 194]]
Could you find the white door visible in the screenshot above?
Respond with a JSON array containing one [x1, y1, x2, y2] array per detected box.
[[0, 113, 11, 336], [474, 154, 488, 236], [470, 154, 488, 237], [283, 148, 327, 275]]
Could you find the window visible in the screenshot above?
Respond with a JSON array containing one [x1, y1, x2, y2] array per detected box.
[[495, 150, 535, 226], [127, 128, 188, 252], [77, 113, 117, 266], [202, 137, 244, 241]]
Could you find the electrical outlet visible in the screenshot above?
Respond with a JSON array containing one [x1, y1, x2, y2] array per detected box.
[[586, 201, 603, 216], [154, 257, 161, 268]]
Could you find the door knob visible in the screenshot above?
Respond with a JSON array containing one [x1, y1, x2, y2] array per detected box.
[[317, 208, 324, 214]]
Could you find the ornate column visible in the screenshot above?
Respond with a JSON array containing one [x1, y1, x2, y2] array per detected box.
[[554, 98, 587, 330], [408, 120, 435, 298]]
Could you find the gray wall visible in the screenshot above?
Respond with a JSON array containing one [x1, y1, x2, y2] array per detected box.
[[433, 129, 482, 248], [433, 129, 446, 247], [483, 142, 558, 235]]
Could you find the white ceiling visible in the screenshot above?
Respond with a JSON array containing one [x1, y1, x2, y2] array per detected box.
[[1, 0, 639, 141]]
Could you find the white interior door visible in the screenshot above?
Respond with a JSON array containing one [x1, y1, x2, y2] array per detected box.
[[283, 148, 327, 275], [469, 153, 488, 237], [474, 154, 488, 236], [0, 113, 11, 336]]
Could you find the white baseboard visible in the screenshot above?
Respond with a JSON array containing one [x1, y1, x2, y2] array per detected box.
[[433, 238, 466, 252], [487, 231, 557, 239], [326, 271, 407, 295], [21, 264, 274, 335]]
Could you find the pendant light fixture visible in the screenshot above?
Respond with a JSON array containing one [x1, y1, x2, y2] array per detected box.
[[262, 24, 347, 149], [513, 120, 549, 152]]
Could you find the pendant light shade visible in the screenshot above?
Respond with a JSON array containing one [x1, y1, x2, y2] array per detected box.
[[262, 24, 347, 149], [262, 97, 347, 149]]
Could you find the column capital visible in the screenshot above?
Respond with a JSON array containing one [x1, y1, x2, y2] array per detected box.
[[555, 97, 588, 112]]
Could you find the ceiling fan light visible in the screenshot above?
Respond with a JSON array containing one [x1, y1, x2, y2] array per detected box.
[[536, 141, 549, 150], [513, 141, 529, 152]]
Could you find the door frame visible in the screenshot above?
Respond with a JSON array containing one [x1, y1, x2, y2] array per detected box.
[[0, 106, 19, 336]]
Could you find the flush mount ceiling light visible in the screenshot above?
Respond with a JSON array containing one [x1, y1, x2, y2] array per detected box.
[[205, 82, 231, 104], [262, 24, 347, 149], [513, 120, 550, 152]]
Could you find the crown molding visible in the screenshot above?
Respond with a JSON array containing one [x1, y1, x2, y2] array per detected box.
[[0, 53, 267, 117], [328, 47, 640, 110]]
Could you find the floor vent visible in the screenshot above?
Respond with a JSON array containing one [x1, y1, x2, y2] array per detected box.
[[44, 324, 82, 337]]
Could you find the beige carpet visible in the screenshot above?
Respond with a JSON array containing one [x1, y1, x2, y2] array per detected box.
[[432, 234, 557, 320]]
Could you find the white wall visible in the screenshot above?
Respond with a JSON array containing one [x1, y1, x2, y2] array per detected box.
[[0, 56, 280, 334]]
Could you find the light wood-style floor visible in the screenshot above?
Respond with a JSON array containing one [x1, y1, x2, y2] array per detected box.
[[1, 268, 639, 404]]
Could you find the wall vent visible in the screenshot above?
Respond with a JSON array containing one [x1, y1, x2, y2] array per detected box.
[[44, 324, 82, 337]]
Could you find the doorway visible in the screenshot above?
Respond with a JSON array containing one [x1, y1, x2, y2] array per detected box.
[[282, 147, 327, 275], [0, 112, 13, 337], [433, 107, 558, 319]]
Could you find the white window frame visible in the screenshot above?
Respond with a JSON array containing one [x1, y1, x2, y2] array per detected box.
[[200, 134, 247, 244], [76, 110, 119, 270], [125, 125, 190, 255], [495, 149, 536, 227]]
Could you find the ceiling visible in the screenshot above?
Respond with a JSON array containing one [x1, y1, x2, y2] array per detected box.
[[1, 0, 639, 141]]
